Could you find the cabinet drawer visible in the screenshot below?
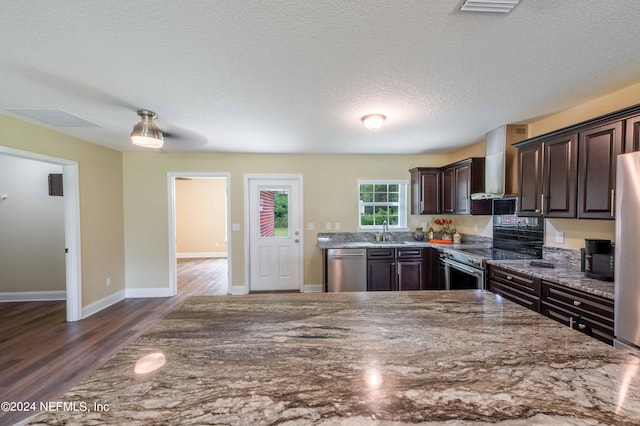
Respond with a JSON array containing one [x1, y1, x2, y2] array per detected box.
[[489, 279, 540, 312], [489, 266, 541, 296], [397, 247, 424, 259], [541, 281, 613, 324], [367, 248, 395, 259], [541, 301, 614, 345]]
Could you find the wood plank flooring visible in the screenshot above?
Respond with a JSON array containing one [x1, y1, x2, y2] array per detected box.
[[0, 258, 227, 425]]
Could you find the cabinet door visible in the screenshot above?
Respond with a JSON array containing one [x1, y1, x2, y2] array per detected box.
[[578, 121, 622, 219], [441, 168, 455, 213], [398, 259, 424, 291], [410, 168, 441, 215], [517, 143, 543, 216], [543, 133, 577, 218], [367, 260, 396, 291], [625, 114, 640, 153], [454, 164, 471, 214]]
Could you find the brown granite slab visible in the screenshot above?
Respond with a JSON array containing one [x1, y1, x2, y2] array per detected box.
[[26, 291, 640, 425]]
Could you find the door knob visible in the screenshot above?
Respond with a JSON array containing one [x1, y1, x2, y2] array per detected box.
[[294, 239, 300, 243]]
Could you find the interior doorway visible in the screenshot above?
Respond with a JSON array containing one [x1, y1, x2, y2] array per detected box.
[[0, 147, 82, 322], [168, 173, 231, 296]]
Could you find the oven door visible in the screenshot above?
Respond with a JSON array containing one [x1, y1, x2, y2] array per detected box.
[[443, 259, 485, 290]]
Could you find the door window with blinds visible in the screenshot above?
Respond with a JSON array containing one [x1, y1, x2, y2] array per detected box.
[[358, 180, 408, 229]]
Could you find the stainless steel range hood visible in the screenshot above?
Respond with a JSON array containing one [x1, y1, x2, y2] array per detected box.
[[471, 124, 528, 200]]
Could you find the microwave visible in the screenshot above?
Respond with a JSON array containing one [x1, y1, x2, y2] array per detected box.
[[492, 197, 518, 216]]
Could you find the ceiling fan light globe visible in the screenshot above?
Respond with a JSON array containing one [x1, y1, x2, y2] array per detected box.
[[361, 114, 386, 130], [131, 135, 164, 148]]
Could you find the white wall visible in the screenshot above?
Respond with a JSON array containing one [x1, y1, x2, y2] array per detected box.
[[0, 155, 65, 292]]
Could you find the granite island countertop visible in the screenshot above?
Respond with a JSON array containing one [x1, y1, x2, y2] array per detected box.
[[487, 259, 614, 300], [26, 291, 640, 425]]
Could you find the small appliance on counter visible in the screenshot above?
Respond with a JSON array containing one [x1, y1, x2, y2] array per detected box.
[[581, 239, 614, 281]]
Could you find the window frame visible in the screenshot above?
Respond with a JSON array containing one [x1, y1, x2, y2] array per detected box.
[[357, 179, 409, 231]]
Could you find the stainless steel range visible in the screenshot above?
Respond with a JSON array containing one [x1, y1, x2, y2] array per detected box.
[[441, 202, 544, 290]]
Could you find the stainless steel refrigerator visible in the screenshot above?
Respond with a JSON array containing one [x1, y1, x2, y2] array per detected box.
[[615, 150, 640, 355]]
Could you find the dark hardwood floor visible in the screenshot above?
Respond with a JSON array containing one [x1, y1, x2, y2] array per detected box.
[[0, 258, 227, 425]]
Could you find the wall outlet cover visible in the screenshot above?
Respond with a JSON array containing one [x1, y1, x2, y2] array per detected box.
[[307, 223, 315, 230]]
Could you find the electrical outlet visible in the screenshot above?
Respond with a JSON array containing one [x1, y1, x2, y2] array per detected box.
[[307, 223, 315, 231], [232, 223, 240, 231], [325, 223, 332, 230], [106, 277, 112, 287], [555, 231, 565, 243], [334, 223, 340, 230], [473, 224, 478, 233]]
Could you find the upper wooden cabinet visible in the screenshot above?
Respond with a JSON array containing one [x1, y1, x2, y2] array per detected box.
[[578, 121, 622, 219], [409, 167, 440, 215], [625, 114, 640, 153], [409, 158, 490, 215], [516, 103, 640, 220]]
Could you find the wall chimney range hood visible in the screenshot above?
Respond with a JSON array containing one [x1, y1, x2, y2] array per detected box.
[[471, 124, 528, 200]]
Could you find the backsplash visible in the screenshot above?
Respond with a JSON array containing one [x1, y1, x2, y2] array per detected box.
[[542, 246, 582, 270], [316, 232, 491, 245]]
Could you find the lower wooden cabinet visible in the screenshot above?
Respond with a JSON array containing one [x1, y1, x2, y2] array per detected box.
[[367, 248, 426, 291], [541, 281, 614, 345], [426, 247, 446, 290], [487, 265, 541, 312], [487, 265, 614, 345]]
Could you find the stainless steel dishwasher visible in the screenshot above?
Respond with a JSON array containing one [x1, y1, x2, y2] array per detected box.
[[327, 248, 367, 292]]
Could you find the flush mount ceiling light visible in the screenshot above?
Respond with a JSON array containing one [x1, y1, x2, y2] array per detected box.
[[131, 109, 164, 148], [361, 114, 386, 130]]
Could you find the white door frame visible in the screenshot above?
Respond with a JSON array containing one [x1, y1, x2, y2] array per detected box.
[[0, 146, 82, 322], [167, 172, 232, 296], [243, 174, 304, 293]]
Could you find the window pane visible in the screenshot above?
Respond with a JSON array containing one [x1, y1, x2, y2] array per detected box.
[[388, 184, 398, 192], [360, 184, 373, 193], [364, 206, 374, 215], [388, 192, 398, 202], [360, 192, 373, 202], [374, 192, 388, 202], [374, 184, 387, 192], [259, 189, 289, 238], [389, 215, 399, 225]]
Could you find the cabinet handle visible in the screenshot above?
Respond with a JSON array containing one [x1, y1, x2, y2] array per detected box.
[[570, 317, 574, 328], [506, 275, 513, 280], [421, 200, 424, 212], [573, 300, 581, 306], [611, 189, 615, 217], [540, 193, 544, 215], [578, 323, 586, 330]]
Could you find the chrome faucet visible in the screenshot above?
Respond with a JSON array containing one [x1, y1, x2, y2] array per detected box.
[[382, 221, 393, 242]]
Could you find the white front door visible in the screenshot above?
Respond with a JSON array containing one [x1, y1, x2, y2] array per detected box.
[[248, 176, 302, 291]]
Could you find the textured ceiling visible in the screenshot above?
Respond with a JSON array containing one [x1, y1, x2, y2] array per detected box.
[[1, 0, 640, 154]]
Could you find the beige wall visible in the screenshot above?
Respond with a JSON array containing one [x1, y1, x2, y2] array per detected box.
[[176, 178, 228, 256], [526, 80, 640, 249], [123, 152, 496, 288], [0, 115, 125, 306], [0, 156, 65, 292]]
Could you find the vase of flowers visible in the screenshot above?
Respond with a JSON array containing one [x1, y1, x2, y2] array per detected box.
[[434, 218, 455, 240], [414, 227, 425, 241]]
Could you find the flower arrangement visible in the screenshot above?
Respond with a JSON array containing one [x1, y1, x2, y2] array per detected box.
[[434, 218, 455, 235]]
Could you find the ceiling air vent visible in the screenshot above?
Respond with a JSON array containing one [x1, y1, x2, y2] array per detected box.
[[459, 0, 521, 14]]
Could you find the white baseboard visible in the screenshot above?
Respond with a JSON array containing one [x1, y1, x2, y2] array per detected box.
[[82, 289, 125, 319], [177, 252, 228, 259], [125, 287, 172, 298], [303, 284, 323, 293], [229, 285, 248, 295], [0, 290, 66, 302]]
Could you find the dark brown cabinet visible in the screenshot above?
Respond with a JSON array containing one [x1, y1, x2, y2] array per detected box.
[[541, 281, 614, 345], [444, 158, 490, 215], [397, 248, 426, 290], [409, 167, 440, 215], [543, 133, 578, 218], [487, 265, 541, 312], [517, 143, 543, 216], [577, 121, 623, 219], [367, 249, 397, 291], [517, 133, 577, 218], [426, 247, 446, 290], [367, 248, 426, 291], [625, 114, 640, 153], [441, 168, 455, 214]]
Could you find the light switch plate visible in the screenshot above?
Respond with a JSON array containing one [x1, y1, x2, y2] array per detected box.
[[232, 223, 240, 231], [307, 223, 315, 230]]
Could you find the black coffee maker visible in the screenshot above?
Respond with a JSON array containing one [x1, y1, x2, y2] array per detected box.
[[581, 239, 614, 281]]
